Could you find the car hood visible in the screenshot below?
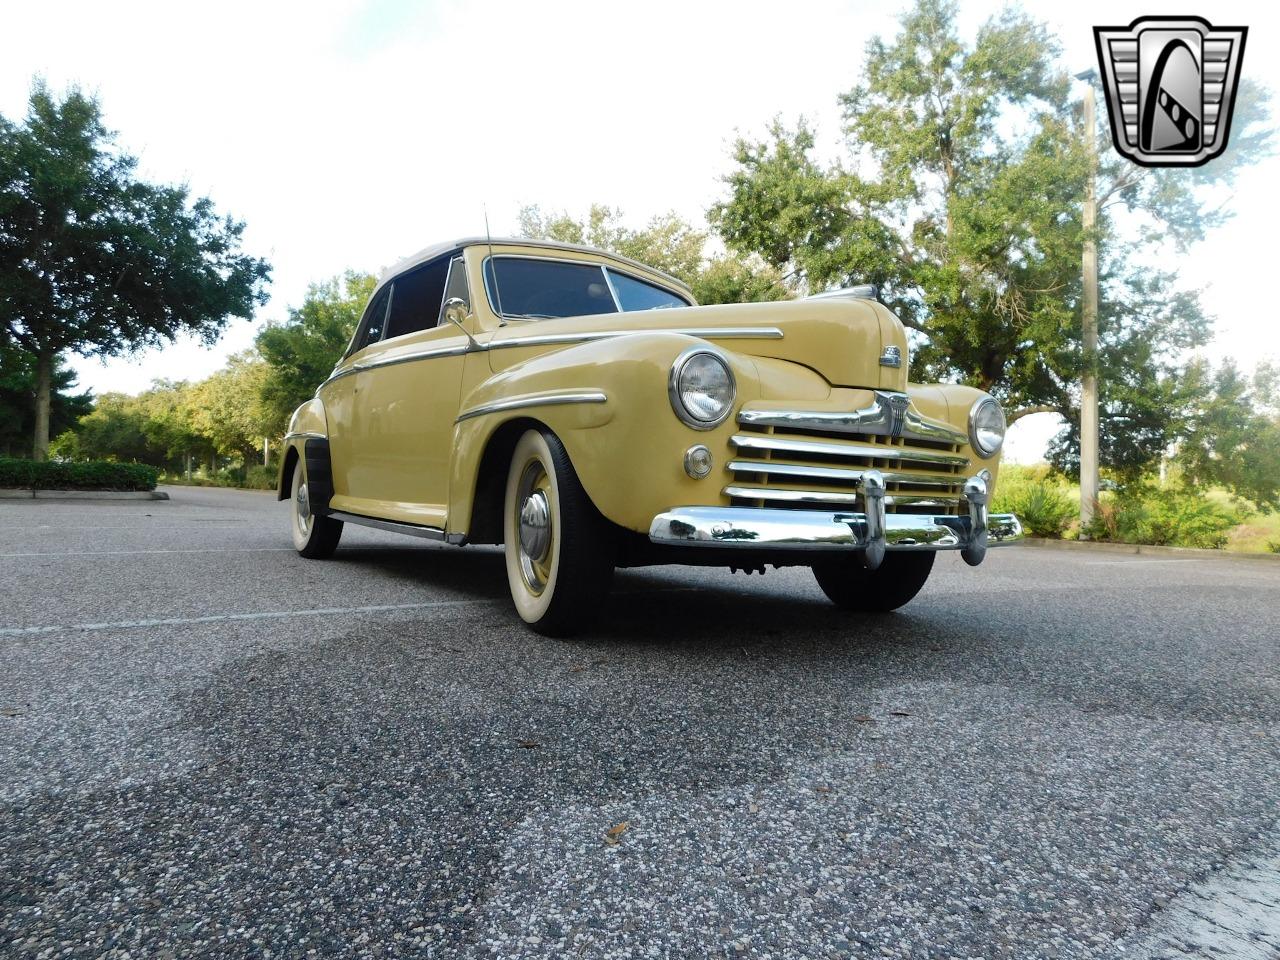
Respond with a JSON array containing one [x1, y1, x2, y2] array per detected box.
[[483, 297, 909, 391]]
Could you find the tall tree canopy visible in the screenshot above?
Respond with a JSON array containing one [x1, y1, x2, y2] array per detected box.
[[255, 272, 375, 436], [0, 81, 270, 459], [711, 0, 1270, 478], [1175, 360, 1280, 511], [517, 204, 790, 306]]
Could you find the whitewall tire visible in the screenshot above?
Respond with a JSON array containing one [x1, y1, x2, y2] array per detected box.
[[290, 455, 343, 559], [503, 429, 613, 636]]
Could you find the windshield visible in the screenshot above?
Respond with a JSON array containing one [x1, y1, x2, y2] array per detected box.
[[483, 256, 689, 319]]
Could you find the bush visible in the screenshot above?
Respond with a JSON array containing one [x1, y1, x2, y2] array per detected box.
[[243, 465, 278, 490], [0, 457, 159, 491], [991, 467, 1076, 538], [1087, 485, 1243, 550], [158, 464, 278, 490]]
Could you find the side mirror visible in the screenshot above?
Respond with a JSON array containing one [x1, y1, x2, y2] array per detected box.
[[442, 298, 478, 349]]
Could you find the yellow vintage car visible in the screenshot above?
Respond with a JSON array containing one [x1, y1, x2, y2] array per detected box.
[[278, 238, 1022, 634]]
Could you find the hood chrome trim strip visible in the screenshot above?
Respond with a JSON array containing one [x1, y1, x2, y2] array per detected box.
[[318, 327, 784, 391]]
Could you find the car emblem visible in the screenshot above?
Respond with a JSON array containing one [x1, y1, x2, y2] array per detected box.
[[879, 345, 902, 368], [1093, 16, 1247, 168], [881, 391, 910, 437]]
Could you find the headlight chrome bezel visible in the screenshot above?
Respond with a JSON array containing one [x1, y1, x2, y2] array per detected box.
[[668, 347, 736, 430], [968, 395, 1007, 458]]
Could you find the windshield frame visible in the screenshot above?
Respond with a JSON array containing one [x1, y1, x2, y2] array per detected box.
[[481, 253, 692, 321]]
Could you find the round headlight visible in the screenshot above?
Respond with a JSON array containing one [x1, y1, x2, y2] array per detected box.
[[969, 396, 1006, 457], [669, 349, 735, 429]]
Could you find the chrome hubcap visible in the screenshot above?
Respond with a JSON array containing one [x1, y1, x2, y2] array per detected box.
[[514, 461, 554, 595], [519, 490, 551, 562], [292, 468, 312, 540]]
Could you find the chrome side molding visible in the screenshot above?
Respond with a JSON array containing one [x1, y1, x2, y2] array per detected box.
[[455, 390, 608, 423]]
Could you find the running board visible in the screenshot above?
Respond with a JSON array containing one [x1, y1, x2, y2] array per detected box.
[[326, 510, 466, 545]]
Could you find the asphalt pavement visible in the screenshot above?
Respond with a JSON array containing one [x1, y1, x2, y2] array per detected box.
[[2, 485, 1278, 959]]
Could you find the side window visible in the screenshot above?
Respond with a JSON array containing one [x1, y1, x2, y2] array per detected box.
[[352, 285, 391, 353], [437, 255, 469, 324], [607, 269, 690, 311], [384, 257, 450, 341]]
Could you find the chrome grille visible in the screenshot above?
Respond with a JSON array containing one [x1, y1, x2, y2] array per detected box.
[[726, 424, 970, 515]]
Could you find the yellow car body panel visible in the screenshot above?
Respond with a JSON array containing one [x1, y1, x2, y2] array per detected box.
[[279, 239, 1004, 543]]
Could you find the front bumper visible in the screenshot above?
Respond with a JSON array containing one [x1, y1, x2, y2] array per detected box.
[[648, 471, 1022, 568]]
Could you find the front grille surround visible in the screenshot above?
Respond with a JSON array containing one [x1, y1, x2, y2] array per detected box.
[[726, 420, 971, 515]]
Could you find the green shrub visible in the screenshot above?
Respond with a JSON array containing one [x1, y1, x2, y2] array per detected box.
[[1087, 485, 1243, 550], [0, 457, 159, 491], [991, 468, 1076, 538], [243, 465, 278, 490]]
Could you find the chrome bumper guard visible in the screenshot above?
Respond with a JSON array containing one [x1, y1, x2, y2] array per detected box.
[[647, 470, 1022, 568]]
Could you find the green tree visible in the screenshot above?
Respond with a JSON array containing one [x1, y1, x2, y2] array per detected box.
[[52, 381, 214, 471], [256, 272, 375, 436], [188, 351, 274, 471], [1175, 359, 1280, 510], [0, 344, 91, 457], [55, 392, 152, 464], [517, 204, 789, 305], [711, 0, 1270, 477], [0, 81, 270, 460]]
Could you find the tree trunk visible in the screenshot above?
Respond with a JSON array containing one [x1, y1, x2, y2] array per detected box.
[[32, 350, 53, 462]]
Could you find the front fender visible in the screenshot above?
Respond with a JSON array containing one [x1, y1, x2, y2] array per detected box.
[[276, 399, 329, 499], [449, 333, 763, 535], [907, 382, 1003, 488]]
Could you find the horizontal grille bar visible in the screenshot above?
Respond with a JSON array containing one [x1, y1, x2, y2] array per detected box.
[[738, 399, 967, 447], [724, 484, 861, 505], [731, 434, 970, 468], [725, 484, 961, 509], [727, 459, 963, 489]]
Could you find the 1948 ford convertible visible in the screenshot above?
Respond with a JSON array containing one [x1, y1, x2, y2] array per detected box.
[[278, 238, 1022, 635]]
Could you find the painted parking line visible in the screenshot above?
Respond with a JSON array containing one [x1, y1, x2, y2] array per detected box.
[[0, 588, 699, 637], [0, 548, 297, 558], [1083, 559, 1203, 565], [0, 599, 495, 637]]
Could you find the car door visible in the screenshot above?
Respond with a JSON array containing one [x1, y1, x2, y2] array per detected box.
[[322, 282, 390, 504], [341, 254, 473, 529]]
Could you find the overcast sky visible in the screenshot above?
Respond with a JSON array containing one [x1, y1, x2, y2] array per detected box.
[[3, 0, 1276, 462]]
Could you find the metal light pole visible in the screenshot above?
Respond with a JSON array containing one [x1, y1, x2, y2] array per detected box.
[[1077, 69, 1100, 536]]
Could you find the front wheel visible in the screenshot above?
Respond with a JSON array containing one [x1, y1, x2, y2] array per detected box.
[[290, 455, 343, 559], [811, 551, 935, 612], [503, 429, 614, 636]]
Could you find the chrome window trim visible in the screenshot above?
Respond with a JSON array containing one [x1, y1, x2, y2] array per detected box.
[[481, 253, 693, 320], [345, 285, 392, 360], [731, 433, 970, 467], [455, 390, 608, 423]]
